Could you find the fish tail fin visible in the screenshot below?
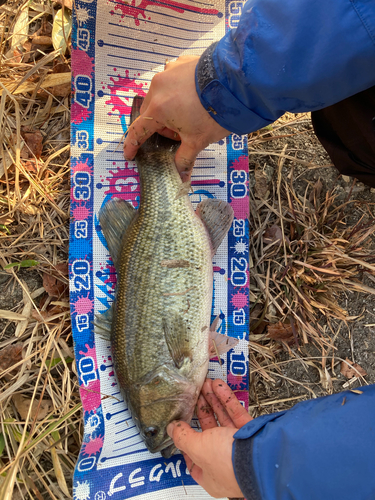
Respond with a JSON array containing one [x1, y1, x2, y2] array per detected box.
[[130, 95, 179, 154]]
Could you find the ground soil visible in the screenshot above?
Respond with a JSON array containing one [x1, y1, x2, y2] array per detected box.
[[249, 115, 375, 416]]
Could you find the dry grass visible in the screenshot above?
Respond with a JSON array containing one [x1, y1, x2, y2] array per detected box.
[[0, 0, 374, 498], [248, 115, 375, 416], [0, 1, 82, 499]]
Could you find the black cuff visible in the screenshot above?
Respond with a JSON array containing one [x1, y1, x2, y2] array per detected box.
[[196, 42, 219, 92], [233, 437, 262, 500]]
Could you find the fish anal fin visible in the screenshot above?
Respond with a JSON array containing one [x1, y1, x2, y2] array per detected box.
[[196, 199, 234, 256], [99, 198, 136, 269], [162, 316, 192, 369]]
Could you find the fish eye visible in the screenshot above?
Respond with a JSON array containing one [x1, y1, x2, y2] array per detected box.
[[144, 426, 159, 438]]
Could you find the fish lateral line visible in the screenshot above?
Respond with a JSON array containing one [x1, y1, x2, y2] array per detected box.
[[163, 286, 196, 297]]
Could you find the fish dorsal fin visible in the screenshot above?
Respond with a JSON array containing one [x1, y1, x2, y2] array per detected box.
[[196, 199, 234, 256], [162, 315, 192, 369], [208, 315, 239, 357], [99, 198, 136, 269]]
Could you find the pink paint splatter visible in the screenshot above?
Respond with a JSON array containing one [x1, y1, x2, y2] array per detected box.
[[79, 344, 98, 370], [231, 291, 248, 309], [80, 381, 101, 413], [82, 436, 104, 456], [227, 372, 246, 391], [230, 198, 249, 219], [72, 203, 90, 221], [230, 155, 248, 172], [108, 370, 114, 377], [105, 164, 140, 208], [71, 50, 94, 124], [74, 295, 94, 315], [106, 71, 146, 117], [72, 159, 92, 175], [71, 104, 91, 125], [71, 48, 94, 79], [233, 390, 249, 410], [113, 0, 219, 26]]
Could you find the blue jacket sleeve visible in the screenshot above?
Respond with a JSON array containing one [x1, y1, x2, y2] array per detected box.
[[195, 0, 375, 135], [232, 384, 375, 500]]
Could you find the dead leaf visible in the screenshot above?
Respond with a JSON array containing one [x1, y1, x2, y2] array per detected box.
[[13, 394, 51, 421], [31, 36, 52, 46], [21, 128, 43, 159], [43, 273, 66, 297], [254, 164, 268, 199], [55, 262, 68, 275], [263, 225, 283, 245], [340, 358, 367, 379], [0, 343, 23, 375], [42, 263, 68, 297], [0, 215, 13, 225], [45, 59, 71, 97], [267, 322, 294, 342], [31, 304, 66, 322]]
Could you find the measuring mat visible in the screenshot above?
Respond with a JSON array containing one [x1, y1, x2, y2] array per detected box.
[[70, 0, 249, 498]]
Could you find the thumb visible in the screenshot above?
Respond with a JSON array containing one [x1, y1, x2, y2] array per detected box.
[[174, 141, 200, 179], [167, 421, 202, 459]]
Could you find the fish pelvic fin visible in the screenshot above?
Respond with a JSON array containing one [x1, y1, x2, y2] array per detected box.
[[162, 315, 192, 370], [196, 199, 234, 256], [208, 315, 239, 358], [94, 304, 114, 340], [130, 95, 180, 155], [99, 198, 136, 269]]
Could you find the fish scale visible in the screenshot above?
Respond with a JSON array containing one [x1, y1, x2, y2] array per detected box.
[[98, 95, 235, 458]]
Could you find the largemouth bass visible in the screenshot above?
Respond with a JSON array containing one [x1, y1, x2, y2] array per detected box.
[[97, 96, 236, 458]]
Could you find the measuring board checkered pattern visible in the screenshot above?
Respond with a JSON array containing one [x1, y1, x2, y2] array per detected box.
[[70, 0, 249, 498]]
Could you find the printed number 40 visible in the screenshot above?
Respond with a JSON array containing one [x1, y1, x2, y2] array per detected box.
[[74, 75, 92, 109]]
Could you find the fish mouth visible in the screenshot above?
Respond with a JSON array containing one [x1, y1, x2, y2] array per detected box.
[[147, 436, 174, 454]]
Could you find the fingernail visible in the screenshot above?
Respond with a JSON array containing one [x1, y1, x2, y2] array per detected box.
[[167, 422, 176, 437]]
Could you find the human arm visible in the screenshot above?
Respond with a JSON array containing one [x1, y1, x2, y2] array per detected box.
[[169, 380, 375, 500], [124, 0, 375, 174]]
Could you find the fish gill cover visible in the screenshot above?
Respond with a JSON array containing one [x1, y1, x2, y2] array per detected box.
[[70, 0, 249, 498]]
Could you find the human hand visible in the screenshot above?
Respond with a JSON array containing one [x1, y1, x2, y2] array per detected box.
[[123, 56, 230, 182], [167, 378, 252, 499]]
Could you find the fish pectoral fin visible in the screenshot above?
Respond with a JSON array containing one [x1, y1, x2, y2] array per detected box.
[[94, 304, 115, 340], [162, 315, 192, 369], [196, 199, 234, 256], [209, 330, 239, 358], [99, 198, 136, 269]]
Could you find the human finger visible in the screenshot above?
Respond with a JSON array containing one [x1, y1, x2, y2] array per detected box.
[[167, 421, 203, 465], [202, 379, 236, 429], [213, 379, 253, 428], [123, 115, 161, 159], [174, 141, 200, 176], [196, 393, 217, 431], [157, 127, 181, 141]]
